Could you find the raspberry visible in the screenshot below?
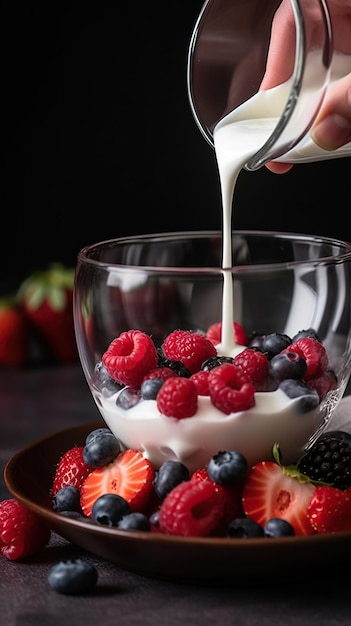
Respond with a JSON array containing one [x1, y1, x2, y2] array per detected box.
[[191, 467, 245, 534], [102, 330, 158, 386], [156, 376, 198, 419], [307, 369, 338, 400], [190, 370, 210, 395], [206, 321, 248, 347], [0, 499, 51, 560], [208, 363, 256, 414], [158, 478, 224, 536], [233, 348, 269, 386], [142, 367, 178, 384], [161, 330, 217, 374], [282, 337, 328, 379]]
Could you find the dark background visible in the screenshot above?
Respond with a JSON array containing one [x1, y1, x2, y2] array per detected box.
[[3, 2, 350, 292]]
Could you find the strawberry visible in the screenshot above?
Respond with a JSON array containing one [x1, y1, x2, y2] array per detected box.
[[52, 446, 92, 495], [307, 486, 351, 533], [17, 263, 77, 364], [80, 449, 155, 518], [242, 445, 316, 535], [0, 296, 28, 367], [0, 498, 50, 560]]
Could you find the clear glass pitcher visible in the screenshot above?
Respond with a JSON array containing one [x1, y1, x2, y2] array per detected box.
[[187, 0, 351, 170]]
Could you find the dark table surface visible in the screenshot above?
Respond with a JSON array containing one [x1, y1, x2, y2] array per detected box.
[[1, 364, 351, 626]]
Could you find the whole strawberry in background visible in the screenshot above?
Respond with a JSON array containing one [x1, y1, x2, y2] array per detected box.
[[0, 296, 28, 367], [17, 263, 78, 364]]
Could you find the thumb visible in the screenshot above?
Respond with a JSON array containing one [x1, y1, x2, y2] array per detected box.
[[311, 74, 351, 150]]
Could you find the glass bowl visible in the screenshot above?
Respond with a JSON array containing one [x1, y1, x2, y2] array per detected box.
[[73, 230, 351, 473]]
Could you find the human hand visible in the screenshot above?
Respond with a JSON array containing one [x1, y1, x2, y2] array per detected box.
[[261, 0, 351, 174]]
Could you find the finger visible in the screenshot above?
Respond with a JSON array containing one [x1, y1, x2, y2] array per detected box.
[[312, 73, 351, 149]]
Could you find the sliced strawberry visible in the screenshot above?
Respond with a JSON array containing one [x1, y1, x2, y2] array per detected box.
[[52, 446, 91, 495], [307, 485, 351, 533], [80, 449, 155, 517], [0, 499, 50, 560], [242, 459, 316, 536]]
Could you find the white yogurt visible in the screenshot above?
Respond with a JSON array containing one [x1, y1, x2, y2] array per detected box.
[[95, 53, 350, 471]]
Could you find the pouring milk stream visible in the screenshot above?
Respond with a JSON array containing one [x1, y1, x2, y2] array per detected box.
[[214, 51, 351, 356]]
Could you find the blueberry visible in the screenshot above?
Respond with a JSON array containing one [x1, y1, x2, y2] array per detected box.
[[85, 427, 112, 444], [292, 328, 321, 343], [262, 333, 292, 359], [153, 460, 190, 500], [83, 429, 120, 468], [207, 450, 249, 485], [94, 362, 123, 397], [47, 559, 98, 595], [117, 512, 151, 531], [248, 332, 266, 350], [91, 493, 131, 526], [279, 379, 320, 413], [116, 386, 141, 409], [264, 518, 295, 538], [141, 378, 164, 400], [53, 486, 81, 513], [226, 517, 264, 538], [269, 351, 307, 381], [149, 509, 161, 527]]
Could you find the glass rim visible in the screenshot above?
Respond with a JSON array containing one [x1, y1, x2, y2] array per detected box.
[[76, 230, 351, 274]]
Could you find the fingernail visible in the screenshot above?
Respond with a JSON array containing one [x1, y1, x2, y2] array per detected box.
[[312, 114, 351, 151]]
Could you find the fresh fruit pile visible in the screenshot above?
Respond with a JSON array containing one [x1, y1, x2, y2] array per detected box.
[[48, 425, 351, 538], [97, 324, 338, 417], [0, 263, 77, 368]]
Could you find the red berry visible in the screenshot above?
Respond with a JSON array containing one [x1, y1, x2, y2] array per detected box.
[[190, 370, 210, 395], [80, 449, 155, 517], [142, 367, 178, 383], [307, 369, 338, 400], [0, 499, 50, 560], [282, 337, 328, 379], [191, 467, 245, 534], [208, 363, 256, 414], [52, 446, 91, 495], [156, 377, 198, 419], [233, 348, 269, 387], [162, 330, 217, 374], [158, 479, 224, 536], [102, 330, 158, 386], [307, 485, 351, 533], [206, 321, 248, 347], [242, 460, 315, 536]]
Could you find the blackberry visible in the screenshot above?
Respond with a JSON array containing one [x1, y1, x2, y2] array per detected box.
[[157, 348, 191, 377], [201, 355, 234, 371], [297, 431, 351, 490]]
